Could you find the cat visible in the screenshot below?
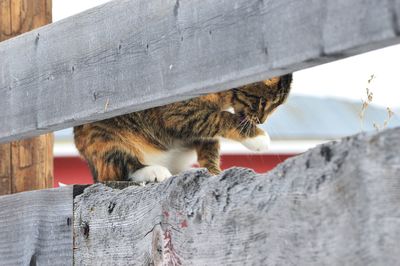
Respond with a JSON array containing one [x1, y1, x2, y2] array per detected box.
[[74, 74, 292, 183]]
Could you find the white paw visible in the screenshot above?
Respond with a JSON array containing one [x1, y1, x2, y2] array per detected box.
[[129, 165, 172, 183], [242, 134, 271, 152]]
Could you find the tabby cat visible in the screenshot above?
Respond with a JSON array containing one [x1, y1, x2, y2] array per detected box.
[[74, 74, 292, 183]]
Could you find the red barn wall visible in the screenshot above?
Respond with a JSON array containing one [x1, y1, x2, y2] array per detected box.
[[54, 154, 294, 187]]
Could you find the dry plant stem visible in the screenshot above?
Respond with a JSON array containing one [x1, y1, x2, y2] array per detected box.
[[359, 75, 375, 131], [360, 74, 396, 132], [383, 107, 395, 128]]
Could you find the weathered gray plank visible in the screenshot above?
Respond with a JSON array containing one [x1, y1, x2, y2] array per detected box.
[[1, 0, 400, 142], [0, 187, 73, 266], [73, 127, 400, 265]]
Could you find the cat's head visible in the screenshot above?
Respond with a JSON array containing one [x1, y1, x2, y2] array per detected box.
[[230, 74, 292, 124]]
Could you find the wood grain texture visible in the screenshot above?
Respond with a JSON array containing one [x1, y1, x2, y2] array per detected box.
[[0, 0, 12, 195], [74, 127, 400, 265], [0, 186, 73, 265], [0, 0, 12, 41], [0, 144, 11, 194], [0, 0, 54, 195], [1, 0, 400, 142], [10, 133, 54, 193]]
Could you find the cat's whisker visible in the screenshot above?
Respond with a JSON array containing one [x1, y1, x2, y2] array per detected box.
[[239, 117, 248, 127], [240, 120, 247, 136], [265, 126, 285, 164], [244, 119, 252, 137], [239, 119, 248, 135], [237, 120, 244, 134], [239, 117, 251, 136], [237, 119, 245, 133]]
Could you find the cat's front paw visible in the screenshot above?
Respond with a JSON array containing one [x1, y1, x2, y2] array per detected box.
[[129, 165, 172, 183], [242, 133, 271, 152]]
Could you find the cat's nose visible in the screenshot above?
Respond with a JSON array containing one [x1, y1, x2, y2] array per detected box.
[[256, 114, 266, 124], [259, 113, 268, 124]]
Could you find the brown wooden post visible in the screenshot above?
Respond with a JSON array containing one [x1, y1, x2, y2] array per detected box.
[[0, 0, 53, 194]]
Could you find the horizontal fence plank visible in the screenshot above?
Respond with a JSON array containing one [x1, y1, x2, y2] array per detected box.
[[73, 127, 400, 265], [1, 0, 400, 142], [0, 186, 73, 265]]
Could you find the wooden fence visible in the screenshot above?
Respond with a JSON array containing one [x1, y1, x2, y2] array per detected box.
[[1, 0, 400, 265], [1, 127, 400, 265]]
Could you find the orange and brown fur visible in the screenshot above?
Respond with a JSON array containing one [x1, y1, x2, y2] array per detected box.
[[74, 74, 292, 183]]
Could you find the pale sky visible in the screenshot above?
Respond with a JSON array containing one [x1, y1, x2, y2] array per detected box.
[[53, 0, 400, 109]]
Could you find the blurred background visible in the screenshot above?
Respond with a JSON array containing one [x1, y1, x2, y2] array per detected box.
[[53, 0, 400, 186]]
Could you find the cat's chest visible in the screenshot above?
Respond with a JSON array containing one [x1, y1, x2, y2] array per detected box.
[[141, 146, 197, 175]]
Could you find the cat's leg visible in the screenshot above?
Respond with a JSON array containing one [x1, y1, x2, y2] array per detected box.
[[89, 151, 172, 183], [240, 129, 271, 152], [192, 139, 221, 175], [170, 111, 270, 152], [85, 149, 145, 182], [74, 124, 145, 182], [128, 165, 172, 183], [75, 123, 173, 182], [216, 112, 270, 151]]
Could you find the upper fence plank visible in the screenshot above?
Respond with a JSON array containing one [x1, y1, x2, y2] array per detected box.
[[1, 0, 400, 142]]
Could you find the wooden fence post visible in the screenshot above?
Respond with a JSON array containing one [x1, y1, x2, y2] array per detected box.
[[0, 0, 53, 194]]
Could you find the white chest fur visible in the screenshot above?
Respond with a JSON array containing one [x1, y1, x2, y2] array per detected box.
[[141, 147, 198, 175]]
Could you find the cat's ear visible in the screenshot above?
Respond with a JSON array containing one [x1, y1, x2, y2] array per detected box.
[[262, 77, 280, 87], [279, 74, 293, 91]]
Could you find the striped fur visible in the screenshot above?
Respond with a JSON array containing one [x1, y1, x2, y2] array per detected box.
[[74, 74, 292, 182]]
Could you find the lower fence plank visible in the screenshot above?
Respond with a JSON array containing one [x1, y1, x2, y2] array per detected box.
[[73, 127, 400, 265], [0, 129, 399, 265], [0, 187, 73, 266]]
